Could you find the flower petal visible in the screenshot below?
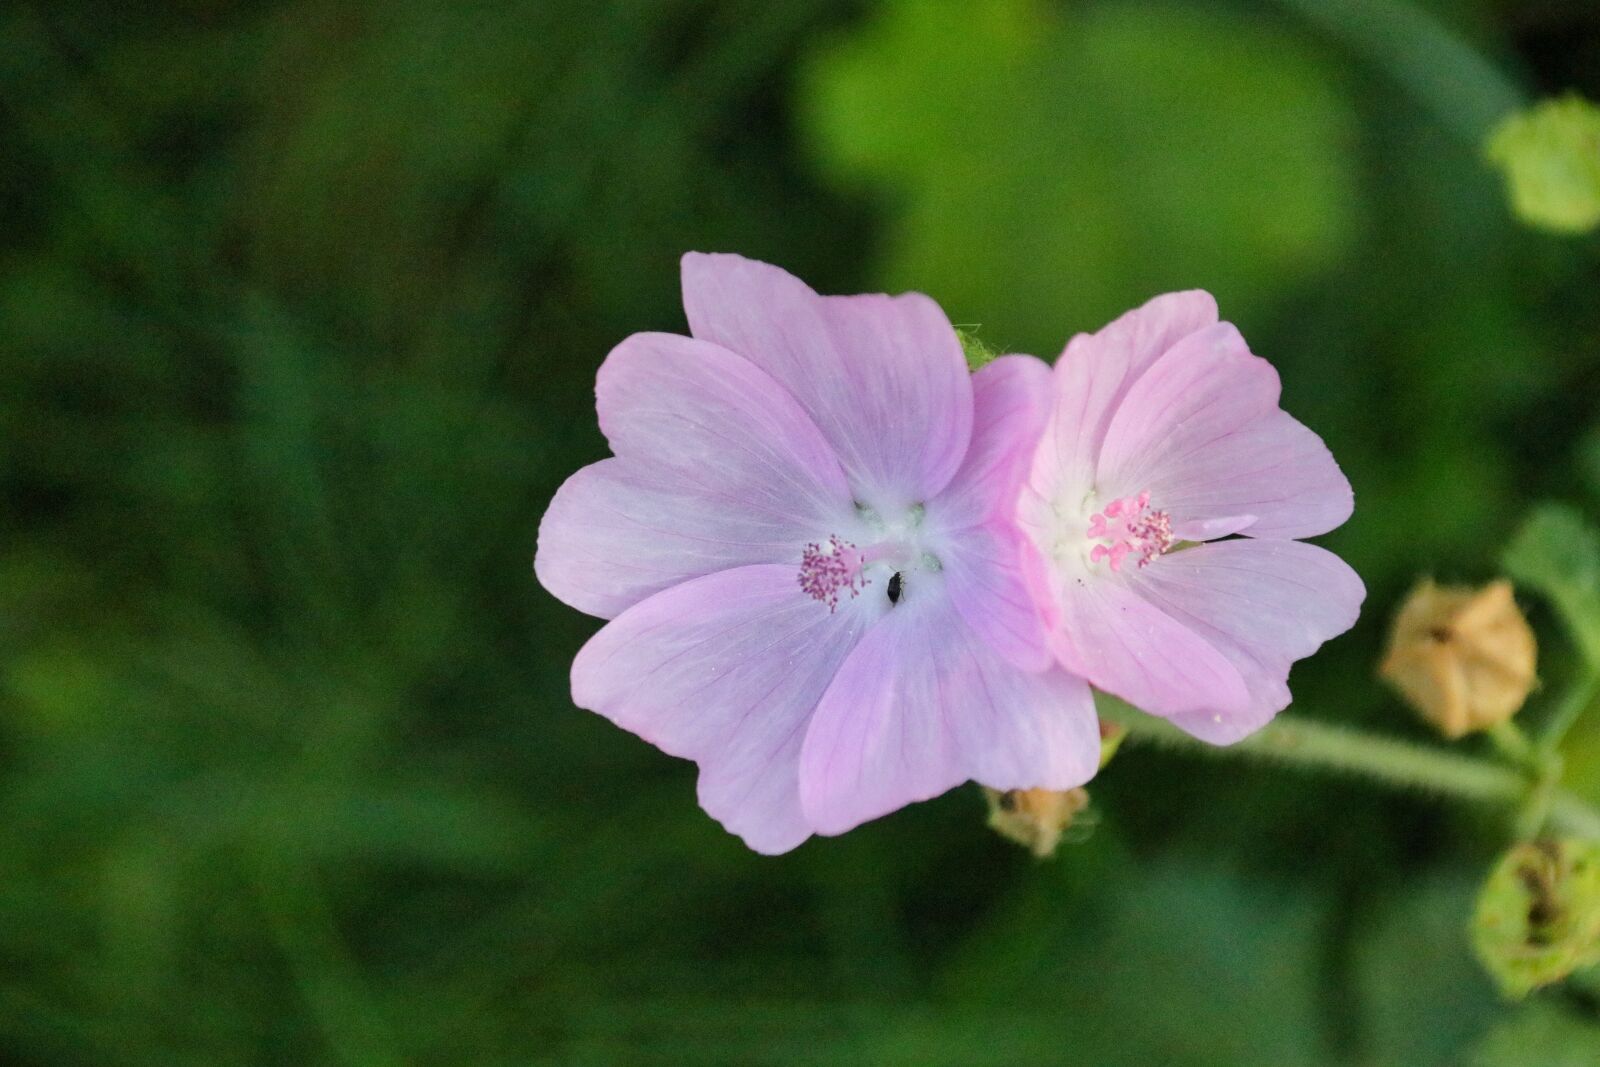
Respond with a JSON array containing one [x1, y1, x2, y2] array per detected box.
[[933, 354, 1053, 530], [798, 587, 1100, 838], [1042, 567, 1254, 722], [1096, 324, 1353, 541], [571, 565, 881, 854], [535, 332, 858, 619], [1150, 409, 1352, 541], [1039, 290, 1218, 497], [1126, 539, 1366, 742], [942, 525, 1052, 672], [929, 355, 1054, 672], [681, 252, 972, 508], [537, 459, 813, 620], [596, 331, 854, 526], [1170, 514, 1259, 541]]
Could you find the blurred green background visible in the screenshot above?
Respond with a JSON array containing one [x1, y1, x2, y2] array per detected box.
[[4, 0, 1600, 1063]]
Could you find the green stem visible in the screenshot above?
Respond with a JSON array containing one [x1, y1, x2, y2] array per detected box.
[[1487, 720, 1539, 771], [1514, 763, 1563, 842], [1097, 700, 1600, 841], [1539, 665, 1600, 756]]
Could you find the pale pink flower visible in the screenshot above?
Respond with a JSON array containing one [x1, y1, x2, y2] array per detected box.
[[1017, 291, 1365, 742], [536, 254, 1099, 854]]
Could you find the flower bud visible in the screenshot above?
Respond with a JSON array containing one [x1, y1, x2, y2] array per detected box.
[[983, 721, 1127, 856], [955, 327, 999, 372], [1485, 94, 1600, 235], [1379, 578, 1536, 739], [983, 786, 1090, 858], [1473, 839, 1600, 998], [1097, 720, 1126, 769]]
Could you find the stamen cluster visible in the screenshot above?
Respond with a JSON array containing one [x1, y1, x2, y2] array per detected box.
[[798, 535, 865, 611], [1085, 491, 1173, 571]]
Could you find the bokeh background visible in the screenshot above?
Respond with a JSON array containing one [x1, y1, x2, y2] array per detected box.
[[4, 0, 1600, 1063]]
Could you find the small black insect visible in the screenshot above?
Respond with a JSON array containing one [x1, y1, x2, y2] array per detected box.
[[887, 571, 904, 605]]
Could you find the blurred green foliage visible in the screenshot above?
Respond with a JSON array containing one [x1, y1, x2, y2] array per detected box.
[[3, 0, 1600, 1064], [1487, 94, 1600, 235], [802, 0, 1359, 348], [1504, 504, 1600, 664], [1472, 1003, 1600, 1066]]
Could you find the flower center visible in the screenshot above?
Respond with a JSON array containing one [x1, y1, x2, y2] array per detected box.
[[1085, 490, 1173, 572], [798, 509, 932, 611], [798, 535, 869, 611]]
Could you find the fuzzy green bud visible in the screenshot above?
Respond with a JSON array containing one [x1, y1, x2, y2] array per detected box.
[[1473, 839, 1600, 998], [1485, 95, 1600, 235], [955, 327, 1000, 372]]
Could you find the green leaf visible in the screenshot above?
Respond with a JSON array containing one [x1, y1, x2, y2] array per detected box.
[[1469, 1002, 1600, 1067], [1502, 504, 1600, 665], [801, 0, 1359, 354]]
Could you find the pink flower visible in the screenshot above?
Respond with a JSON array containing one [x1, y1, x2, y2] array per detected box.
[[536, 254, 1099, 854], [1017, 291, 1365, 743]]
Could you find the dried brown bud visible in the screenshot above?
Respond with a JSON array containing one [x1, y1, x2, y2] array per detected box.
[[983, 787, 1090, 858], [1379, 578, 1537, 739]]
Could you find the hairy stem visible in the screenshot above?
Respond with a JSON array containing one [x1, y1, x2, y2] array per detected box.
[[1096, 699, 1600, 841]]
